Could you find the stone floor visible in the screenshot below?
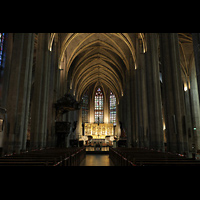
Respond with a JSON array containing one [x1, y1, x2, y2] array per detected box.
[[79, 154, 114, 166], [86, 146, 110, 151]]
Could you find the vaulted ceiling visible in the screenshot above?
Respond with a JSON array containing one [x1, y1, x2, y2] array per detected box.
[[47, 33, 193, 102], [55, 33, 138, 102]]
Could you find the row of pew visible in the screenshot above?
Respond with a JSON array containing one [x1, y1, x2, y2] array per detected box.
[[109, 147, 200, 166], [0, 147, 86, 166]]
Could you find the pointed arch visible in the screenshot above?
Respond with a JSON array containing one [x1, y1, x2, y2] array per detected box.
[[94, 86, 104, 123]]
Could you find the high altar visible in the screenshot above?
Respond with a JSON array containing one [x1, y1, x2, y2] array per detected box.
[[84, 123, 114, 139]]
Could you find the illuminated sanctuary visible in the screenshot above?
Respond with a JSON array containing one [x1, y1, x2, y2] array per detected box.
[[82, 87, 116, 140]]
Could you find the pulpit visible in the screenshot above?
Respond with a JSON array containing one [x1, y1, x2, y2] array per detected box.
[[55, 122, 71, 147], [54, 93, 81, 147]]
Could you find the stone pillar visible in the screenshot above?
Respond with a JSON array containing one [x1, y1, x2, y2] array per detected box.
[[22, 34, 35, 151], [1, 33, 13, 108], [46, 39, 57, 147], [189, 60, 200, 152], [4, 33, 24, 154], [51, 37, 60, 147], [184, 87, 193, 153], [135, 35, 149, 149], [145, 33, 164, 151], [41, 49, 51, 148], [3, 34, 34, 154], [126, 70, 132, 147], [14, 33, 35, 153], [131, 65, 138, 147], [135, 62, 142, 147], [192, 33, 200, 102], [160, 33, 187, 154], [30, 33, 49, 150]]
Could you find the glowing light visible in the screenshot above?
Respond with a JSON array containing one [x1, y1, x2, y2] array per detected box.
[[135, 63, 137, 70], [184, 83, 188, 91], [163, 123, 166, 130], [184, 86, 188, 92]]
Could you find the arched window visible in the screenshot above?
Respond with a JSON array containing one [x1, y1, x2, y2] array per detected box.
[[0, 33, 5, 67], [0, 33, 5, 99], [94, 87, 103, 123], [82, 90, 89, 123], [110, 91, 116, 125]]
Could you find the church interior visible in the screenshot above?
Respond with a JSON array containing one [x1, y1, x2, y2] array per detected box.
[[1, 33, 200, 166]]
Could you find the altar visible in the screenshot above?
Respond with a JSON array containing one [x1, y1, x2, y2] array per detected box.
[[84, 123, 114, 139]]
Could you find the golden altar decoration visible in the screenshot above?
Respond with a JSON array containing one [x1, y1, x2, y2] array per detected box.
[[84, 123, 114, 139]]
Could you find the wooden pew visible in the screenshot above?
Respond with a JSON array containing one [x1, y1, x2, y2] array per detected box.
[[109, 147, 200, 166], [0, 147, 86, 166]]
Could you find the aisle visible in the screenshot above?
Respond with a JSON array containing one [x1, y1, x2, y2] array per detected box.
[[79, 154, 114, 166]]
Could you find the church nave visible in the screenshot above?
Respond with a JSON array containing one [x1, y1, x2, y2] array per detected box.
[[1, 33, 200, 164]]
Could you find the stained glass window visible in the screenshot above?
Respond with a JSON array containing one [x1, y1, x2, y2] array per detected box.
[[0, 33, 5, 99], [0, 33, 5, 67], [82, 90, 89, 123], [110, 91, 116, 126], [95, 87, 104, 123]]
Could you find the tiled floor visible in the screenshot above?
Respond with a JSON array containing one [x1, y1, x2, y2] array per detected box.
[[80, 154, 114, 166]]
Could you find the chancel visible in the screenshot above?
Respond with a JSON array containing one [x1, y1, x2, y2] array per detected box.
[[1, 33, 200, 166]]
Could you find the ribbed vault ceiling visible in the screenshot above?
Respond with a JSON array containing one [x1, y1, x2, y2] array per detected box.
[[48, 33, 193, 102], [56, 33, 137, 102]]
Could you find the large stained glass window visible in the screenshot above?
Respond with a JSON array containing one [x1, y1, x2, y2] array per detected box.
[[82, 90, 89, 123], [95, 87, 104, 123], [110, 91, 116, 126]]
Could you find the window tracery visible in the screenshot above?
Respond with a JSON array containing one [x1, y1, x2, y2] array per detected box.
[[110, 91, 116, 126], [94, 87, 104, 123]]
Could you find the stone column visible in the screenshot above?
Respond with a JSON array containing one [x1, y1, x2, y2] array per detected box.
[[1, 33, 13, 108], [131, 65, 138, 147], [129, 56, 136, 147], [145, 33, 164, 151], [192, 33, 200, 102], [160, 33, 187, 154], [14, 33, 35, 153], [38, 35, 51, 149], [135, 61, 142, 147], [126, 69, 132, 147], [135, 36, 149, 149], [22, 34, 35, 151], [30, 33, 49, 150], [41, 49, 51, 148], [184, 87, 193, 153], [3, 33, 24, 154], [51, 37, 60, 147], [46, 40, 57, 147], [189, 60, 200, 152]]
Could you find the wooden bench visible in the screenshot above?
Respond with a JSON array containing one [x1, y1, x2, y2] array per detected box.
[[0, 147, 86, 166], [109, 147, 200, 166]]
